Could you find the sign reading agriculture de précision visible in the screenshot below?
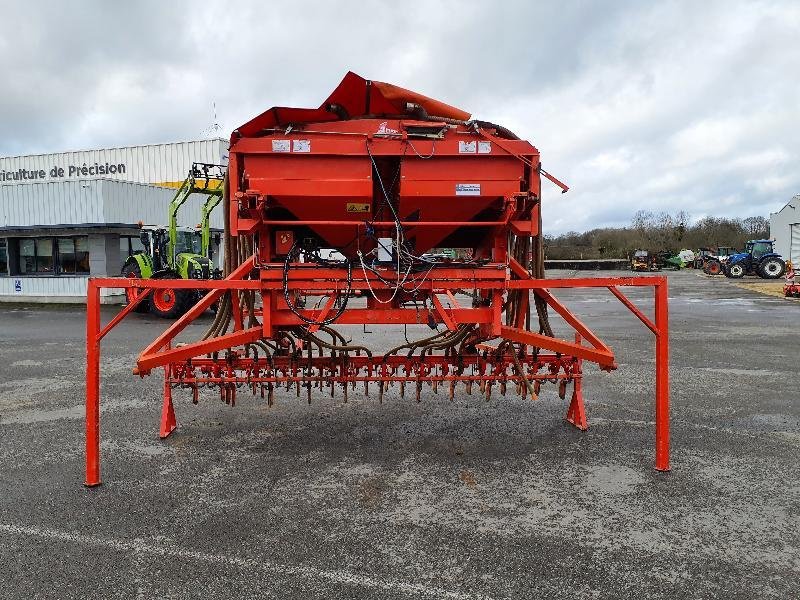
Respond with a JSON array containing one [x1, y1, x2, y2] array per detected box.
[[0, 162, 127, 182]]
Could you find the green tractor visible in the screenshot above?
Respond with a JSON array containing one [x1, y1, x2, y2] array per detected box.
[[122, 163, 224, 318]]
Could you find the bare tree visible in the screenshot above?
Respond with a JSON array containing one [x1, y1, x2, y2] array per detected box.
[[742, 216, 769, 238]]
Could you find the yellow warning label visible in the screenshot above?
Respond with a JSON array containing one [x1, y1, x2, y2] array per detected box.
[[346, 202, 371, 213]]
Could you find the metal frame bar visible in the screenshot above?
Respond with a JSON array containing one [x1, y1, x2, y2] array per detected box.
[[84, 273, 669, 487]]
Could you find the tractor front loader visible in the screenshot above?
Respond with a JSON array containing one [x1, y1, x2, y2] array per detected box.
[[122, 163, 225, 318]]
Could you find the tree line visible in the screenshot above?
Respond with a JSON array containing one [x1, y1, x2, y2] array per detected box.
[[544, 212, 770, 260]]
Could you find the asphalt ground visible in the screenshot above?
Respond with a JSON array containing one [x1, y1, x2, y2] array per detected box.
[[0, 269, 798, 599]]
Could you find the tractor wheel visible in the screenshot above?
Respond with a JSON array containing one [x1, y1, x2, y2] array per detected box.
[[704, 259, 722, 275], [758, 257, 786, 279], [121, 263, 150, 313], [725, 263, 745, 279], [149, 277, 193, 319]]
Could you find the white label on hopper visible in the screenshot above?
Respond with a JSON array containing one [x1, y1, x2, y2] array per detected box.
[[456, 183, 481, 196], [478, 141, 492, 154], [272, 140, 290, 153], [293, 139, 311, 153], [458, 141, 477, 153]]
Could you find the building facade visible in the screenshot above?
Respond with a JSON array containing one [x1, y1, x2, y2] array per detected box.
[[769, 195, 800, 267], [0, 140, 227, 303]]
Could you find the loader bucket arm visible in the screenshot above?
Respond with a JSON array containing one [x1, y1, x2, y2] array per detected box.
[[167, 178, 193, 268], [200, 189, 223, 258], [168, 163, 226, 266]]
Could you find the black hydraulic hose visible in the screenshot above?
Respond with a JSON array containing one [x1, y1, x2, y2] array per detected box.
[[418, 325, 474, 359], [295, 328, 373, 358], [318, 325, 350, 347], [382, 329, 450, 361], [282, 243, 352, 327]]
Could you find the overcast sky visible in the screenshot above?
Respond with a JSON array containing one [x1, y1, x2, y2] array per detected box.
[[1, 0, 798, 233]]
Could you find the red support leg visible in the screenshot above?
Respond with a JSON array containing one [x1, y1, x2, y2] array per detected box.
[[160, 364, 177, 439], [565, 334, 588, 431], [654, 280, 670, 471], [85, 281, 101, 487]]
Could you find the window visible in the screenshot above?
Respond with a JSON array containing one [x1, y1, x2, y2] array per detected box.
[[176, 231, 202, 255], [751, 241, 772, 259], [14, 236, 89, 276], [58, 238, 76, 273], [75, 237, 90, 273], [57, 238, 89, 274], [0, 239, 7, 276], [119, 235, 146, 266], [19, 239, 36, 274], [36, 238, 54, 273]]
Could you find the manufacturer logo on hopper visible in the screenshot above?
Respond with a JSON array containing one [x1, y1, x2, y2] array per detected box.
[[376, 122, 399, 135]]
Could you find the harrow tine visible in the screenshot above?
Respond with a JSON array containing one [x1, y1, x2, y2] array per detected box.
[[449, 380, 455, 401], [379, 380, 384, 404], [559, 379, 567, 400], [400, 381, 405, 399]]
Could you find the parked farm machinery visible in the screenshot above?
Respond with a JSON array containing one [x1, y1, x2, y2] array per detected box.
[[630, 250, 659, 272], [723, 240, 785, 279], [702, 246, 736, 275], [122, 163, 225, 317], [84, 72, 670, 485], [784, 262, 799, 297]]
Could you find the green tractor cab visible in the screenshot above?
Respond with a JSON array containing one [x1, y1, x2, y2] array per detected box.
[[122, 163, 225, 318]]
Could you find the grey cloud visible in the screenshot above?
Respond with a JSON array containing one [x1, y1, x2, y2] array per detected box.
[[1, 0, 798, 233]]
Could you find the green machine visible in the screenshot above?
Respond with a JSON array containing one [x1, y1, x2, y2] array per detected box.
[[122, 163, 225, 318]]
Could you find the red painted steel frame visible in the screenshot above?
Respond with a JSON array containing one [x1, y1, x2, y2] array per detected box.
[[84, 274, 669, 487]]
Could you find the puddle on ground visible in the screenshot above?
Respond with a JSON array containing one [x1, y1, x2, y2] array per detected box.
[[0, 404, 83, 424], [697, 367, 779, 377], [684, 297, 756, 306], [9, 360, 43, 367], [583, 464, 645, 495], [0, 397, 147, 425]]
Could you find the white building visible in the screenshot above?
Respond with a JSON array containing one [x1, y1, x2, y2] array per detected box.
[[0, 140, 227, 302], [769, 195, 800, 267]]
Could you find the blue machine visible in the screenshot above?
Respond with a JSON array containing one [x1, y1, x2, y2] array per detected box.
[[724, 240, 785, 279]]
